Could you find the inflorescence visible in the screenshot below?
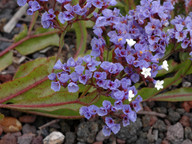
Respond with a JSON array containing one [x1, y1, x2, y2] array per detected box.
[[17, 0, 192, 136]]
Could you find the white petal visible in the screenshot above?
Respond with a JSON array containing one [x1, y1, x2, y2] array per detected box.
[[126, 39, 136, 47]]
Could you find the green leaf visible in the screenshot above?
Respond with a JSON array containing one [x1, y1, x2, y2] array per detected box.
[[13, 57, 47, 79], [73, 21, 87, 58], [15, 29, 59, 55], [0, 52, 13, 71], [151, 88, 192, 101], [179, 52, 189, 62], [0, 56, 97, 118], [14, 24, 28, 42]]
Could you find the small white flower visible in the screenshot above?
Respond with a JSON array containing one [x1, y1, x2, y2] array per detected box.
[[155, 80, 164, 90], [161, 60, 169, 71], [141, 67, 151, 78], [126, 39, 136, 47], [128, 90, 135, 101]]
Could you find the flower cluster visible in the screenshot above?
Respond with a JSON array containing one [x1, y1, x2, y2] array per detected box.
[[168, 12, 192, 56], [17, 0, 192, 136], [17, 0, 117, 29]]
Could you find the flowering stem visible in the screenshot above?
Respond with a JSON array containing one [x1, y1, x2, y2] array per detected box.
[[28, 11, 39, 35], [79, 85, 92, 99]]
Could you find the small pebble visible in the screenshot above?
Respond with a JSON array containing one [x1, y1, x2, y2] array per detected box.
[[153, 120, 167, 132], [17, 133, 35, 144], [166, 122, 184, 142], [0, 133, 17, 144], [31, 135, 43, 144], [182, 81, 191, 87], [65, 132, 76, 144], [96, 130, 109, 142], [19, 115, 36, 123], [0, 117, 22, 133], [22, 124, 36, 134], [180, 115, 190, 127], [77, 121, 98, 143], [168, 109, 181, 123], [43, 131, 65, 144], [182, 139, 192, 144]]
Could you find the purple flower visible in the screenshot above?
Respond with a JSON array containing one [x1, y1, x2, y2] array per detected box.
[[53, 60, 63, 70], [130, 73, 140, 83], [92, 0, 103, 8], [100, 61, 112, 71], [132, 100, 142, 112], [79, 75, 88, 85], [113, 90, 125, 100], [102, 100, 111, 110], [128, 111, 137, 122], [79, 106, 88, 115], [97, 107, 108, 116], [41, 9, 55, 29], [56, 0, 71, 3], [102, 125, 111, 136], [67, 57, 76, 67], [123, 115, 130, 127], [114, 100, 123, 110], [121, 78, 131, 89], [58, 73, 70, 83], [75, 65, 85, 75], [27, 1, 41, 15], [88, 105, 98, 115], [111, 124, 120, 134], [68, 82, 79, 93], [70, 72, 79, 82], [175, 30, 188, 42], [105, 117, 114, 128], [17, 0, 27, 6], [181, 39, 190, 49], [48, 73, 56, 81], [107, 80, 118, 90], [123, 104, 132, 115], [51, 81, 61, 92], [93, 72, 107, 80]]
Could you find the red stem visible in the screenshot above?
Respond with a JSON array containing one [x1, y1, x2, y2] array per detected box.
[[0, 100, 88, 108], [146, 93, 192, 101]]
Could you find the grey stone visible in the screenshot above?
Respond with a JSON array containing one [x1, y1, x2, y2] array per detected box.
[[166, 122, 184, 143], [139, 131, 147, 139], [77, 121, 98, 143], [31, 135, 43, 144], [22, 124, 36, 134], [142, 115, 151, 127], [65, 132, 76, 144], [155, 107, 167, 114], [176, 108, 185, 115], [60, 120, 70, 134], [135, 138, 148, 144], [182, 81, 191, 87], [43, 131, 65, 144], [32, 53, 45, 59], [155, 139, 162, 144], [168, 109, 181, 123], [184, 127, 192, 141], [126, 135, 137, 144], [17, 134, 35, 144], [154, 120, 167, 132], [0, 41, 12, 51], [96, 130, 109, 142], [182, 139, 192, 144], [117, 118, 142, 140]]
